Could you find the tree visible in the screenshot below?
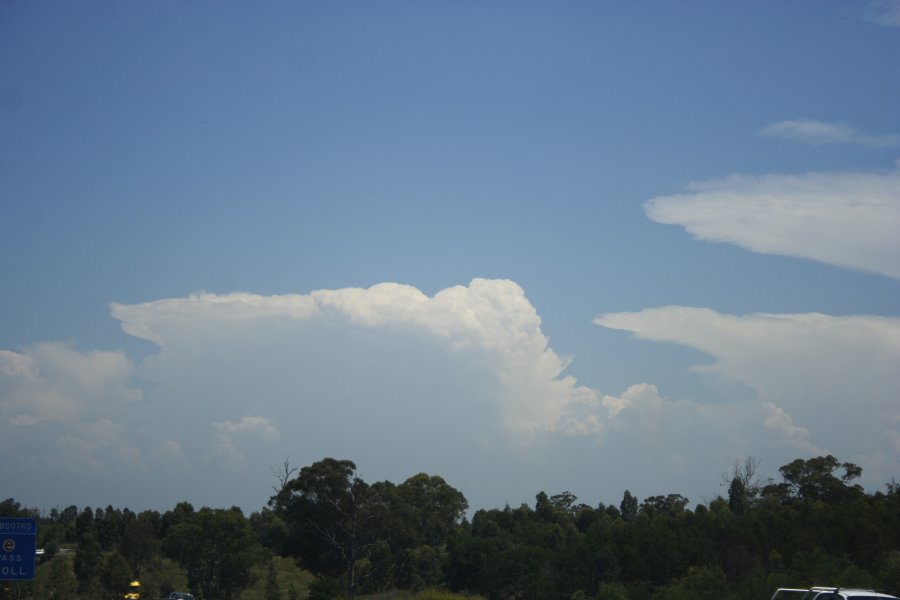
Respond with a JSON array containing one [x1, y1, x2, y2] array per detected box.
[[99, 551, 133, 600], [0, 498, 24, 517], [778, 455, 863, 502], [397, 473, 468, 548], [620, 491, 638, 522], [728, 477, 748, 515], [879, 550, 900, 595], [272, 458, 386, 600], [595, 582, 629, 600], [272, 457, 299, 498], [163, 506, 264, 600], [308, 576, 342, 600], [654, 565, 733, 600], [640, 494, 689, 517], [121, 510, 160, 578], [265, 560, 281, 600], [722, 457, 761, 506], [550, 491, 578, 512], [160, 502, 194, 536], [42, 555, 79, 600], [249, 507, 290, 554], [97, 505, 124, 551], [74, 507, 102, 593]]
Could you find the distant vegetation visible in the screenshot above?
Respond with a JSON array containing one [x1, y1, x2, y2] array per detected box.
[[2, 454, 899, 600]]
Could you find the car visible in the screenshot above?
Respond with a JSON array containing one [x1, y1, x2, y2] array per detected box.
[[772, 587, 900, 600], [168, 593, 195, 600]]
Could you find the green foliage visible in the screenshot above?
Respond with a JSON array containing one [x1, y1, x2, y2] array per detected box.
[[620, 491, 638, 522], [879, 551, 900, 593], [250, 507, 290, 554], [144, 556, 190, 598], [639, 494, 689, 517], [596, 582, 629, 600], [164, 506, 265, 600], [99, 551, 132, 599], [728, 477, 748, 515], [265, 560, 281, 600], [309, 576, 343, 600], [5, 453, 900, 600], [74, 507, 102, 592], [121, 510, 161, 578], [778, 455, 864, 502], [397, 473, 468, 548], [238, 557, 313, 600], [32, 554, 79, 600], [653, 566, 733, 600], [273, 459, 470, 598], [272, 458, 370, 583], [410, 589, 486, 600], [394, 545, 443, 590]]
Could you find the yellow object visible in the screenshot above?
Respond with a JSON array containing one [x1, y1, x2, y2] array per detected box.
[[124, 580, 141, 599]]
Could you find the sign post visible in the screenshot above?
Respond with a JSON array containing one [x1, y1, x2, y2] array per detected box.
[[0, 517, 37, 581]]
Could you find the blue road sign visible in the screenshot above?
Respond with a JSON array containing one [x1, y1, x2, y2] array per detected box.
[[0, 517, 37, 580]]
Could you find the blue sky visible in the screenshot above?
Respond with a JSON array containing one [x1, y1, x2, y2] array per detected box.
[[1, 1, 899, 514]]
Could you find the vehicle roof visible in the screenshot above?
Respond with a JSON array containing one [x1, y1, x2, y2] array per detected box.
[[773, 587, 899, 600]]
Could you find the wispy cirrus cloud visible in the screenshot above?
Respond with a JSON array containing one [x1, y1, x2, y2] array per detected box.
[[864, 0, 900, 27], [761, 119, 899, 147], [644, 166, 900, 279]]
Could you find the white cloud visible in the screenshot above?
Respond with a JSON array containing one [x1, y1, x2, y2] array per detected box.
[[594, 306, 900, 488], [211, 416, 279, 466], [6, 279, 599, 510], [761, 402, 820, 455], [77, 278, 595, 508], [761, 119, 900, 147], [544, 381, 799, 503], [865, 0, 900, 26], [150, 440, 189, 471], [0, 343, 141, 425], [55, 419, 144, 476], [644, 166, 900, 279], [111, 279, 584, 438], [5, 279, 896, 511], [105, 278, 777, 508], [213, 416, 279, 439]]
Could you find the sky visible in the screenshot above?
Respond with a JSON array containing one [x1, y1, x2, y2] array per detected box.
[[1, 1, 899, 516]]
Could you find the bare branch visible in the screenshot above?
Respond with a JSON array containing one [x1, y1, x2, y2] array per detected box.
[[271, 457, 298, 497], [722, 456, 761, 499]]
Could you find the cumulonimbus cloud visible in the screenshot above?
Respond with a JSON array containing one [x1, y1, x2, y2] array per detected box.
[[644, 166, 900, 279], [3, 280, 601, 509], [594, 306, 900, 485], [761, 119, 900, 147], [110, 278, 592, 437], [5, 279, 897, 510]]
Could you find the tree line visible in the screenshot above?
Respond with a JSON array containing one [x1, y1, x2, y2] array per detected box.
[[2, 454, 899, 600]]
